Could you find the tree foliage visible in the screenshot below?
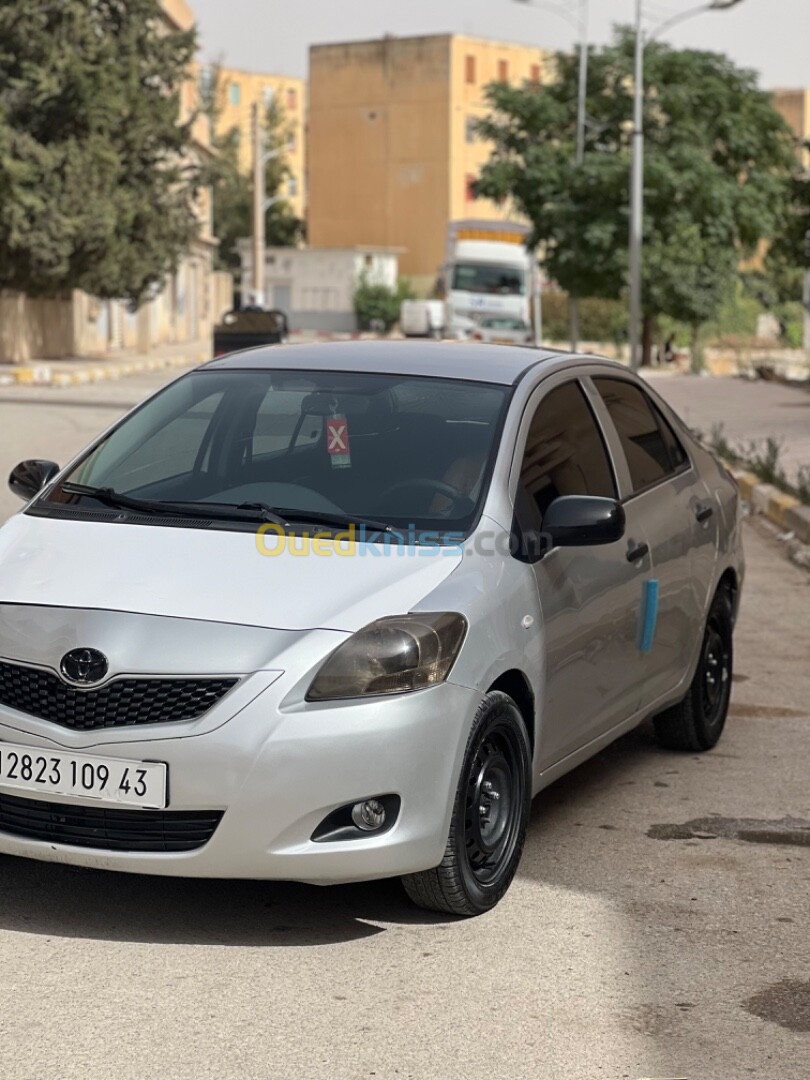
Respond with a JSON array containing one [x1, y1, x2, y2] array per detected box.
[[202, 67, 304, 275], [474, 30, 797, 361], [354, 275, 414, 332], [0, 0, 203, 304]]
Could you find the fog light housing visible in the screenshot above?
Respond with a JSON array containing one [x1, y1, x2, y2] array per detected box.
[[311, 794, 401, 843], [351, 799, 387, 832]]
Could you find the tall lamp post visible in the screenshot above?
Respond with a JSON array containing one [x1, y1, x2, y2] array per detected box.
[[628, 0, 746, 370], [515, 0, 589, 349]]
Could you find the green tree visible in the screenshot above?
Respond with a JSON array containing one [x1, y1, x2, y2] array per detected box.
[[766, 143, 810, 306], [202, 68, 303, 277], [0, 0, 203, 305], [474, 30, 796, 364]]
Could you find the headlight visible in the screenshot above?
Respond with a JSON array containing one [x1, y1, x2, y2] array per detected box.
[[306, 612, 467, 701]]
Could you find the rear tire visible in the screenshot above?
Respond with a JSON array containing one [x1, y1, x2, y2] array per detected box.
[[653, 587, 733, 752], [402, 691, 531, 917]]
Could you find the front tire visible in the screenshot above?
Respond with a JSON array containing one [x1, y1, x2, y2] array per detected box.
[[653, 587, 733, 751], [402, 691, 531, 916]]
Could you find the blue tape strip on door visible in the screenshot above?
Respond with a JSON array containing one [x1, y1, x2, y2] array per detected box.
[[639, 578, 659, 653]]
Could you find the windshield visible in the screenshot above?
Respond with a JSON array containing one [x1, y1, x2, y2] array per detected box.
[[451, 263, 526, 296], [42, 370, 510, 540]]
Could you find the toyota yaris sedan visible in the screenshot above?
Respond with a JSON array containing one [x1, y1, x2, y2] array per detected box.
[[0, 343, 742, 916]]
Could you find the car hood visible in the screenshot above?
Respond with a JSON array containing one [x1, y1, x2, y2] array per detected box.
[[0, 514, 463, 632]]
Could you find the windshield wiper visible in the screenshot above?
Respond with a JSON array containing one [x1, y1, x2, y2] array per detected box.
[[276, 508, 394, 536], [60, 483, 189, 517], [61, 487, 290, 528]]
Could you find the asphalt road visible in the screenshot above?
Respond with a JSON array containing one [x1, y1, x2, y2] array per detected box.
[[0, 373, 808, 1079], [644, 371, 810, 487]]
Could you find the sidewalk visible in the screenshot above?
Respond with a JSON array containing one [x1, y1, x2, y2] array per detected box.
[[0, 340, 211, 388]]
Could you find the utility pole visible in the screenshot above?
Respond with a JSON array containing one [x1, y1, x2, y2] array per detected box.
[[628, 0, 644, 371], [570, 0, 589, 352], [251, 102, 265, 307]]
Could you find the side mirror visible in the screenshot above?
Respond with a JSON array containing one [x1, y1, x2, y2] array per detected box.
[[8, 459, 61, 502], [542, 495, 625, 549]]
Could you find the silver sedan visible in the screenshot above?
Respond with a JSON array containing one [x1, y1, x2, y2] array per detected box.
[[0, 343, 742, 916]]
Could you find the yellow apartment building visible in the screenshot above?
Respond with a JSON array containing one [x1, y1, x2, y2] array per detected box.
[[772, 88, 810, 169], [307, 34, 551, 290], [205, 65, 307, 221]]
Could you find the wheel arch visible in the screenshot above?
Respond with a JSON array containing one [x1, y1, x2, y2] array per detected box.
[[486, 668, 536, 760], [716, 566, 740, 624]]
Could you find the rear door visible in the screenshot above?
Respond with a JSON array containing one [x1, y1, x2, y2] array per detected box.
[[511, 375, 652, 768], [590, 376, 718, 705]]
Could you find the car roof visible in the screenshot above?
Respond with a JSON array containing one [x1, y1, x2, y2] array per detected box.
[[201, 340, 595, 387]]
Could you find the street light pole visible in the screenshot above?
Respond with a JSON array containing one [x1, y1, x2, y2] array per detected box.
[[251, 102, 265, 307], [628, 0, 644, 372], [628, 0, 746, 370]]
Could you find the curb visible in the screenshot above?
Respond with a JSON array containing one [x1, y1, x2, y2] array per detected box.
[[0, 353, 205, 389], [728, 466, 810, 545]]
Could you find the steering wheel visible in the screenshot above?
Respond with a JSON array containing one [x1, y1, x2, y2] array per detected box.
[[383, 477, 473, 514]]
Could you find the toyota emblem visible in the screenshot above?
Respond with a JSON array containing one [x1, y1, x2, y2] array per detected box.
[[59, 648, 109, 686]]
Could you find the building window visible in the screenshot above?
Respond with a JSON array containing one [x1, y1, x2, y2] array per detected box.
[[262, 86, 275, 106], [465, 55, 476, 85], [530, 63, 542, 85], [287, 127, 297, 151], [286, 87, 297, 110], [288, 176, 298, 197], [465, 174, 477, 202], [465, 116, 477, 144], [229, 82, 241, 106], [497, 59, 509, 83]]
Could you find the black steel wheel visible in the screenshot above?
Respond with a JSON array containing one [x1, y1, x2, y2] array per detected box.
[[402, 691, 531, 916], [653, 586, 734, 752]]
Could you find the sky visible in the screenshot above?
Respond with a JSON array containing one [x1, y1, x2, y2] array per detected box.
[[191, 0, 808, 89]]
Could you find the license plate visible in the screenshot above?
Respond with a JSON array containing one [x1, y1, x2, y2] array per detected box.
[[0, 742, 167, 809], [492, 337, 515, 345]]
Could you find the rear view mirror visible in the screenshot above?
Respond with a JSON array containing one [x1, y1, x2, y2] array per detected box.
[[542, 495, 625, 548], [8, 459, 60, 502]]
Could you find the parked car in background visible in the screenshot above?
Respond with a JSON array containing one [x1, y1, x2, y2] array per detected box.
[[213, 307, 288, 357], [1, 343, 742, 917], [472, 316, 533, 345]]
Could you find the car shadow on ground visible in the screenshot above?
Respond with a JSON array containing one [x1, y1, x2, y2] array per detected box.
[[0, 720, 669, 948], [0, 858, 460, 946]]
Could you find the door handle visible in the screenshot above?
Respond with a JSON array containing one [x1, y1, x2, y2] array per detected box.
[[626, 541, 649, 563], [694, 502, 714, 524]]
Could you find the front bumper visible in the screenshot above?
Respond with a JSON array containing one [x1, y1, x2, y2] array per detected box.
[[0, 677, 480, 883]]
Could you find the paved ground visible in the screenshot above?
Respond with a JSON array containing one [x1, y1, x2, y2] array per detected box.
[[645, 372, 810, 487], [0, 373, 809, 1079]]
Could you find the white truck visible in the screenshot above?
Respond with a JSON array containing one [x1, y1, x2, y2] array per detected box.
[[441, 220, 536, 340]]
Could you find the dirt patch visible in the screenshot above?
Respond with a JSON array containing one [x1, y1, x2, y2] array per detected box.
[[745, 979, 810, 1032], [647, 815, 810, 847], [728, 703, 805, 718]]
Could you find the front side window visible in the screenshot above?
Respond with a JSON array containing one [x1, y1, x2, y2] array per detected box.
[[451, 263, 526, 296], [594, 378, 686, 493], [42, 371, 510, 539], [517, 381, 616, 530]]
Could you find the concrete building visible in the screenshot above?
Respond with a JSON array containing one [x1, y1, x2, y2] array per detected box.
[[238, 242, 401, 333], [307, 34, 551, 292], [203, 64, 307, 222], [772, 88, 810, 170], [1, 0, 226, 363]]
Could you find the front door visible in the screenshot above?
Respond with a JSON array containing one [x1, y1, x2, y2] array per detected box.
[[513, 377, 651, 769]]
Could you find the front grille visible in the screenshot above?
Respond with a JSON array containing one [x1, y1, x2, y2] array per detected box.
[[0, 792, 223, 852], [0, 661, 237, 731]]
